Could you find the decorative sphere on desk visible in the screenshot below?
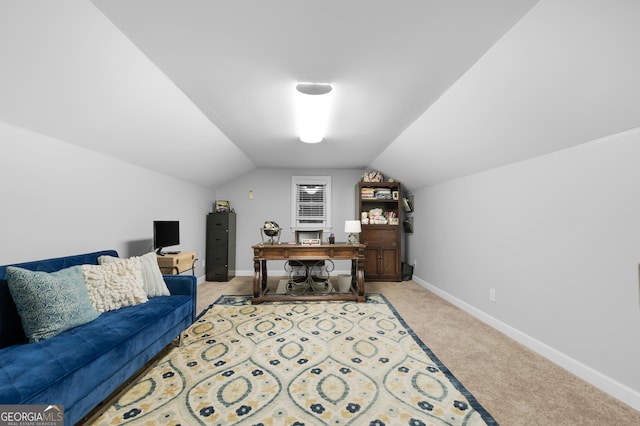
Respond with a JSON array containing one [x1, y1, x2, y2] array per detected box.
[[263, 221, 281, 237]]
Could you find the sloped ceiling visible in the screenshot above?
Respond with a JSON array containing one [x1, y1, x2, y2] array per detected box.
[[370, 0, 640, 188], [0, 0, 254, 187], [1, 1, 639, 190]]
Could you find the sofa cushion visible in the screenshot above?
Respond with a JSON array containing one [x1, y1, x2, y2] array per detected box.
[[0, 250, 118, 349], [98, 252, 170, 298], [5, 266, 101, 342], [81, 258, 148, 312]]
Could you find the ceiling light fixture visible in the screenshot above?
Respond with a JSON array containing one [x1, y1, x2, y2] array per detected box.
[[295, 83, 333, 143]]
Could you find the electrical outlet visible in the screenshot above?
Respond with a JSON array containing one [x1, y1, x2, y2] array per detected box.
[[413, 259, 417, 267], [489, 288, 496, 302], [201, 259, 205, 269]]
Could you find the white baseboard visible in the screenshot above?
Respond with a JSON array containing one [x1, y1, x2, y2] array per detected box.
[[412, 275, 640, 411]]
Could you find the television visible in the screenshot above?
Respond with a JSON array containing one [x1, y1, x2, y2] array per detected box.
[[153, 220, 180, 255]]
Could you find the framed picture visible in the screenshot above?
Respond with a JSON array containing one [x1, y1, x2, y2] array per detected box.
[[403, 218, 414, 233], [402, 197, 413, 212]]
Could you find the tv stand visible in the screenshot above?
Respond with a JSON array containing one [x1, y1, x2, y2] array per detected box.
[[156, 251, 196, 275]]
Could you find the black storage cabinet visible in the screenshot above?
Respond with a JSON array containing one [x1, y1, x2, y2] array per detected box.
[[206, 212, 236, 281]]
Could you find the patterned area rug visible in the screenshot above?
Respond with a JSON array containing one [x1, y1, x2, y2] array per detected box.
[[91, 295, 497, 425]]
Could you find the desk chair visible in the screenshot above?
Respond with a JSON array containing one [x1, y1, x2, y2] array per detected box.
[[285, 230, 333, 294]]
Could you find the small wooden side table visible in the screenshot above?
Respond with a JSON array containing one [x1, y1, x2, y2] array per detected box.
[[156, 251, 197, 275]]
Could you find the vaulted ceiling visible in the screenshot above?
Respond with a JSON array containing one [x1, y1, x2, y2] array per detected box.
[[1, 1, 639, 190]]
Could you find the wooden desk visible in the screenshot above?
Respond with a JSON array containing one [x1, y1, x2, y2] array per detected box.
[[156, 251, 197, 275], [251, 243, 366, 304]]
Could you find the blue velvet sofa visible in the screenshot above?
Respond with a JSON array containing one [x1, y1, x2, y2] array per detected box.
[[0, 250, 197, 425]]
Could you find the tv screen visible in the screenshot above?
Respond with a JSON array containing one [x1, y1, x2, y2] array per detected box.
[[153, 221, 180, 254]]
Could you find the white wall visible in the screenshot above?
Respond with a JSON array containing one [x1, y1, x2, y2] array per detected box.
[[214, 168, 365, 274], [410, 128, 640, 408], [0, 122, 215, 278]]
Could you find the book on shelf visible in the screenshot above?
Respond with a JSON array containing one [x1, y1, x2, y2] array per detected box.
[[361, 188, 393, 200], [375, 188, 392, 199], [361, 188, 375, 198]]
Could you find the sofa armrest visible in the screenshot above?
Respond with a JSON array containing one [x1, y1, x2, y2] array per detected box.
[[163, 275, 197, 323]]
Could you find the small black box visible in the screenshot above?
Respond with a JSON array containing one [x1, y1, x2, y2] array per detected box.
[[401, 262, 414, 281]]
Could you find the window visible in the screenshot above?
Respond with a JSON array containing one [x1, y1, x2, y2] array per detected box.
[[292, 176, 331, 229]]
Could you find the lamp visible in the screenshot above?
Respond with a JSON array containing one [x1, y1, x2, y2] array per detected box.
[[295, 83, 333, 143], [344, 220, 361, 244]]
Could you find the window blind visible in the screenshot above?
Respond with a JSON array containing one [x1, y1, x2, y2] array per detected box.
[[291, 176, 331, 228], [296, 184, 326, 225]]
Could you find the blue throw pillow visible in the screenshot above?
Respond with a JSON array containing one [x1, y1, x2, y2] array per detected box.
[[6, 266, 101, 342]]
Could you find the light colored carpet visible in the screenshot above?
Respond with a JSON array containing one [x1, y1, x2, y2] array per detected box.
[[91, 294, 496, 425], [191, 277, 640, 426], [83, 276, 640, 425]]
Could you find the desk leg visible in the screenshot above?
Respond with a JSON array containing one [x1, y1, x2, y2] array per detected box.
[[253, 258, 261, 299], [261, 260, 268, 291], [356, 268, 365, 302], [355, 250, 365, 302]]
